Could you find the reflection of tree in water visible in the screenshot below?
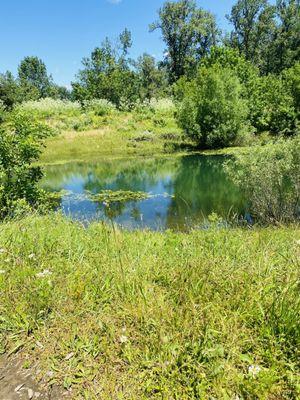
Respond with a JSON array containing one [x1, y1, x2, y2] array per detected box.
[[130, 206, 142, 222], [103, 202, 126, 219], [42, 155, 246, 230], [42, 157, 180, 194], [165, 155, 245, 229], [83, 157, 179, 194]]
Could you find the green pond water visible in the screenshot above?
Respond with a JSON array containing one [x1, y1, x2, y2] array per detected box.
[[42, 155, 248, 231]]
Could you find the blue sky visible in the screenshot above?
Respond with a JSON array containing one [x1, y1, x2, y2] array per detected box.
[[1, 0, 237, 87]]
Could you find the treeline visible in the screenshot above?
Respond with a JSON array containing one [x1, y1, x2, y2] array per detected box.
[[1, 0, 299, 147]]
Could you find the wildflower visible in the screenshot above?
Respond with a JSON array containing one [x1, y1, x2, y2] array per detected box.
[[0, 270, 6, 274], [248, 364, 261, 377], [119, 335, 128, 344], [28, 253, 35, 259], [0, 248, 6, 254], [36, 269, 52, 278]]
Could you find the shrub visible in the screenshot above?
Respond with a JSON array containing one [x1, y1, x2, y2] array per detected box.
[[225, 137, 300, 224], [0, 100, 6, 123], [248, 74, 297, 136], [148, 98, 175, 114], [177, 65, 249, 149], [82, 99, 116, 116], [0, 111, 54, 218], [283, 62, 300, 115]]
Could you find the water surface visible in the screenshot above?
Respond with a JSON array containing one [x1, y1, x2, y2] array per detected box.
[[42, 155, 246, 230]]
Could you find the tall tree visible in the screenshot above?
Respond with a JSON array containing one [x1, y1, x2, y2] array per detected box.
[[135, 54, 168, 100], [227, 0, 276, 67], [150, 0, 219, 82], [271, 0, 300, 72], [0, 72, 21, 108], [72, 30, 139, 106], [18, 56, 52, 98]]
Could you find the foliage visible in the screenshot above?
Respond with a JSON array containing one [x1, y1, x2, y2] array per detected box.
[[202, 46, 259, 87], [0, 112, 53, 218], [268, 0, 300, 73], [227, 0, 300, 74], [0, 215, 299, 398], [200, 48, 299, 136], [226, 137, 300, 223], [0, 100, 6, 123], [0, 72, 23, 109], [177, 65, 249, 148], [135, 53, 169, 100], [283, 62, 300, 112], [82, 98, 116, 116], [18, 56, 52, 98], [72, 30, 139, 107], [227, 0, 276, 67], [150, 0, 219, 82], [248, 72, 298, 135]]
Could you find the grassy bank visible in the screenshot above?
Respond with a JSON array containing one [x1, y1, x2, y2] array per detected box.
[[0, 214, 299, 399], [35, 105, 250, 165], [34, 105, 189, 165]]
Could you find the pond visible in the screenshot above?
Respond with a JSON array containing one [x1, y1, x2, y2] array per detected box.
[[42, 155, 247, 231]]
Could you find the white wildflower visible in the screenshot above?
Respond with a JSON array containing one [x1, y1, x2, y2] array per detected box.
[[36, 269, 52, 278], [119, 335, 128, 344], [28, 253, 35, 259], [0, 248, 6, 254], [0, 269, 6, 274], [248, 364, 261, 377]]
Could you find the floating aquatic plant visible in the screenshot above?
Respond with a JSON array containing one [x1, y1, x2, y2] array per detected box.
[[91, 190, 150, 204]]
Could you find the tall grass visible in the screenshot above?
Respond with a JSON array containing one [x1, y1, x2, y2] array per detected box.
[[17, 98, 81, 117], [0, 214, 299, 399]]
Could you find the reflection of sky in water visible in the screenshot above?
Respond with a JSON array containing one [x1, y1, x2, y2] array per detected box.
[[42, 155, 246, 231]]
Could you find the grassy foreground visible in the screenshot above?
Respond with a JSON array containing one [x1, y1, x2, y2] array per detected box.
[[0, 214, 299, 399]]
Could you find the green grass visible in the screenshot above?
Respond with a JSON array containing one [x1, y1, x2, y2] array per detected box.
[[38, 108, 265, 166], [40, 109, 188, 165], [0, 214, 299, 399]]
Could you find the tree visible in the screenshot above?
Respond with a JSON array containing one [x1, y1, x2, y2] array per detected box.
[[135, 54, 168, 100], [177, 65, 249, 149], [0, 72, 21, 109], [150, 0, 219, 82], [72, 30, 139, 107], [248, 72, 297, 135], [18, 56, 52, 98], [227, 0, 276, 67], [0, 111, 53, 218], [270, 0, 300, 72]]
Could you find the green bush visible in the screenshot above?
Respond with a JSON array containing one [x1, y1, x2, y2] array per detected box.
[[82, 98, 116, 116], [283, 62, 300, 115], [177, 65, 249, 149], [248, 74, 297, 136], [225, 137, 300, 224], [0, 100, 6, 123], [0, 111, 54, 218]]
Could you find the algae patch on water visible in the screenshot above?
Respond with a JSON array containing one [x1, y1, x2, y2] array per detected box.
[[91, 190, 150, 204]]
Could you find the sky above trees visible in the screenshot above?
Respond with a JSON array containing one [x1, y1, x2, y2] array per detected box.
[[0, 0, 242, 87]]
